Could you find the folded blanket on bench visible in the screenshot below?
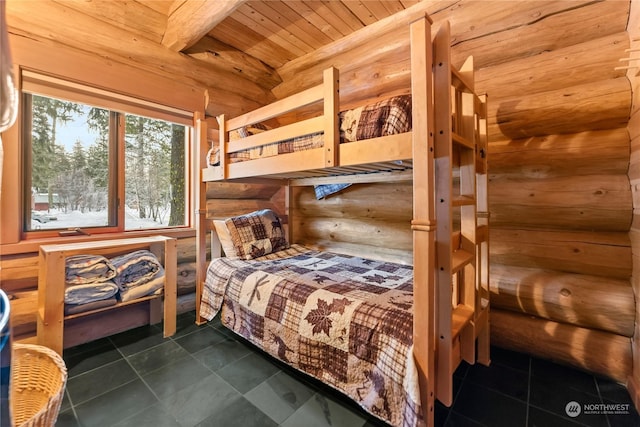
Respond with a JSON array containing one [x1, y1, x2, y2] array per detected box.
[[65, 254, 116, 285], [118, 271, 165, 302], [110, 250, 163, 291], [64, 280, 119, 305]]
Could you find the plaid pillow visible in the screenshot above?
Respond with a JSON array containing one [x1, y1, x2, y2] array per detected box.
[[356, 95, 412, 140], [225, 209, 288, 259]]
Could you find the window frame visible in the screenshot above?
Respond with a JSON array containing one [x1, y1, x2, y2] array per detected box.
[[19, 72, 195, 240]]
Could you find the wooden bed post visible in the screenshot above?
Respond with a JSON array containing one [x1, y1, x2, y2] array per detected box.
[[195, 112, 208, 325], [217, 114, 228, 180], [323, 66, 339, 168], [410, 14, 436, 427], [475, 94, 490, 366]]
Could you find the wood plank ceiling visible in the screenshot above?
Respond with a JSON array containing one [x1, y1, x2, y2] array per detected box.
[[54, 0, 420, 94]]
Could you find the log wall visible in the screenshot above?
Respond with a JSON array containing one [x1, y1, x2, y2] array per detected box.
[[282, 0, 635, 384], [627, 0, 640, 410], [2, 0, 637, 394]]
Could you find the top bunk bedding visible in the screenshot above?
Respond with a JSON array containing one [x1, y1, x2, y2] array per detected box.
[[202, 67, 421, 182], [207, 94, 412, 167]]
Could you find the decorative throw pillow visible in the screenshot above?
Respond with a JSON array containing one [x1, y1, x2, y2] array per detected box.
[[224, 209, 288, 260]]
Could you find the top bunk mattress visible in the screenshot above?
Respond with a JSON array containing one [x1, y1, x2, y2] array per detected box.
[[199, 244, 422, 427]]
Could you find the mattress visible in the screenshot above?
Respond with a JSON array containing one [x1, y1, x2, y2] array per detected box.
[[200, 244, 422, 427]]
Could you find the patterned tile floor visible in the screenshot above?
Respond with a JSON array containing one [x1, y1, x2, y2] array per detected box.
[[55, 311, 640, 427]]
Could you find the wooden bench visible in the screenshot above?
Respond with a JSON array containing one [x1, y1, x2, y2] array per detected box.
[[37, 236, 177, 354]]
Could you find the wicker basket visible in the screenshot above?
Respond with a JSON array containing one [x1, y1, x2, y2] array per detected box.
[[10, 343, 67, 427]]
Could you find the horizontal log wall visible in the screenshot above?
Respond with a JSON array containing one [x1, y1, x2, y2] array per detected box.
[[283, 0, 635, 383], [205, 182, 285, 220], [290, 182, 413, 264], [627, 0, 640, 409], [481, 1, 634, 383]]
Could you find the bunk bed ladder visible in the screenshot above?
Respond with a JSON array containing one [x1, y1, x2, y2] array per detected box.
[[434, 21, 486, 406]]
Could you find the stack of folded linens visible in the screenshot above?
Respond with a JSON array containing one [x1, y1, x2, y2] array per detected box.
[[64, 254, 119, 315], [110, 250, 165, 302]]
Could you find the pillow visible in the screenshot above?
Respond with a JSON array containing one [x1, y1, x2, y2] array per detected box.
[[207, 145, 219, 167], [354, 95, 412, 141], [229, 123, 269, 141], [224, 209, 288, 260], [213, 220, 237, 257]]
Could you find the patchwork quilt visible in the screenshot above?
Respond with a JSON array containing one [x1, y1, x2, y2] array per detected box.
[[200, 245, 422, 427]]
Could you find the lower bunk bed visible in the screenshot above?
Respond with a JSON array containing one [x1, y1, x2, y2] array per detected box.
[[199, 209, 421, 426]]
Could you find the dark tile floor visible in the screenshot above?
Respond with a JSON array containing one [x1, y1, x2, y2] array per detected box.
[[55, 311, 640, 427]]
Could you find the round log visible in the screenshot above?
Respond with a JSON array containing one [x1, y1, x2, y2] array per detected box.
[[490, 229, 631, 279], [489, 128, 629, 178], [292, 216, 412, 252], [177, 293, 196, 315], [491, 309, 632, 383], [490, 264, 634, 336], [452, 0, 628, 69], [291, 183, 413, 222], [206, 199, 281, 220], [489, 174, 632, 231], [488, 77, 630, 141], [205, 181, 282, 200], [476, 32, 627, 100], [177, 262, 196, 296]]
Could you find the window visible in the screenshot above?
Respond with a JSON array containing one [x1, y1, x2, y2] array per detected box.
[[21, 73, 192, 236]]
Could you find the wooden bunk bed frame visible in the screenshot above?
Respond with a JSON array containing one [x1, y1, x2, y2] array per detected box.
[[195, 16, 489, 426]]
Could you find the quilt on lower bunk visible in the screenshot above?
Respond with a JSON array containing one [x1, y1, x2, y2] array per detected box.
[[200, 244, 422, 427]]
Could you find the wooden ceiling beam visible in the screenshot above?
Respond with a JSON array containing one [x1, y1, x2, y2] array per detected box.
[[161, 0, 248, 51]]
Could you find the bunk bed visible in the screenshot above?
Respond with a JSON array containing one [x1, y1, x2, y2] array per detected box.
[[195, 16, 489, 427]]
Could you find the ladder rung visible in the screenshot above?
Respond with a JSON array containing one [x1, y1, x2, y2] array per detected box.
[[452, 195, 475, 207], [452, 248, 474, 273], [452, 131, 474, 149], [452, 304, 474, 339]]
